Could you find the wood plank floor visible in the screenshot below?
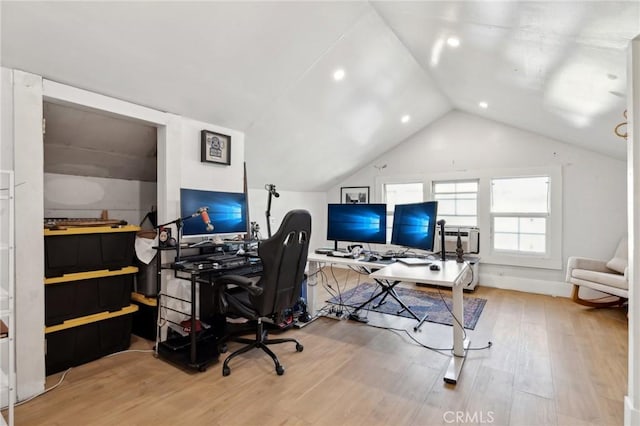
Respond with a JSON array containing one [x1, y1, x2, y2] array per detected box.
[[9, 269, 628, 425]]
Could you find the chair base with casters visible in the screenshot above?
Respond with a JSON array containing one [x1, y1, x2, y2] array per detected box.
[[222, 318, 303, 376], [213, 209, 312, 377]]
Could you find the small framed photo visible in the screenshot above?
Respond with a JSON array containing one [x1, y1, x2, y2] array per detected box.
[[341, 186, 370, 204], [201, 130, 231, 165]]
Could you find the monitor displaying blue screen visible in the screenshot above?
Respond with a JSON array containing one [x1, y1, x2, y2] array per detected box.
[[327, 204, 387, 244], [180, 188, 247, 236], [391, 201, 438, 251]]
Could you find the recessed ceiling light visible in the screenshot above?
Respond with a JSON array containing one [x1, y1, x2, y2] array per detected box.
[[401, 115, 411, 123], [479, 101, 488, 109], [446, 37, 460, 47], [333, 69, 345, 81]]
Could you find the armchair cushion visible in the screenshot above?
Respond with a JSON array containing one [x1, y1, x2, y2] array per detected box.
[[606, 237, 628, 274], [571, 269, 628, 290]]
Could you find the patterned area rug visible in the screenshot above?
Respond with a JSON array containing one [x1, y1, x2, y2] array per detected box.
[[327, 282, 487, 329]]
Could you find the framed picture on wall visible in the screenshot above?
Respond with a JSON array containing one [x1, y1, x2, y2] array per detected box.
[[201, 130, 231, 165], [341, 186, 370, 204]]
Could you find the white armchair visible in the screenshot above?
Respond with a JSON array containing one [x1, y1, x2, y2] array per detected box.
[[566, 237, 628, 307]]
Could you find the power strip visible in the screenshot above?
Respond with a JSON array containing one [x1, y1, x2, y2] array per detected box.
[[322, 307, 348, 320], [293, 316, 318, 328]]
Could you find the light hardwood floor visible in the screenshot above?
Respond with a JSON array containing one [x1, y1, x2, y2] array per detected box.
[[9, 268, 628, 425]]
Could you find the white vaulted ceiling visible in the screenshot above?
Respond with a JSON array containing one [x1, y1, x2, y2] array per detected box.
[[1, 2, 638, 190]]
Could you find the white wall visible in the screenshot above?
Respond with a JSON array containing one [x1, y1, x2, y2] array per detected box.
[[44, 173, 157, 227], [331, 111, 627, 296], [1, 68, 13, 171], [179, 117, 245, 195], [248, 188, 326, 251]]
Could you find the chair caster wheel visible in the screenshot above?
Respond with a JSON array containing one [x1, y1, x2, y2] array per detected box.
[[296, 343, 304, 352], [276, 365, 285, 375], [222, 366, 231, 376]]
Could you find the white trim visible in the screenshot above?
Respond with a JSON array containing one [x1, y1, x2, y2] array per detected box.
[[626, 35, 640, 426], [374, 174, 425, 203], [12, 70, 46, 402], [479, 273, 571, 297], [625, 396, 640, 426], [42, 79, 168, 126]]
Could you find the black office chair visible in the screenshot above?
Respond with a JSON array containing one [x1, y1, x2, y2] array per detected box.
[[214, 209, 311, 376]]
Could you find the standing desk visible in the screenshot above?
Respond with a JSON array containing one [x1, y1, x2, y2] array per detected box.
[[307, 254, 471, 384]]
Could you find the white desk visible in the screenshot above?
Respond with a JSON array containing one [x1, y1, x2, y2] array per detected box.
[[307, 253, 471, 384], [369, 260, 470, 384]]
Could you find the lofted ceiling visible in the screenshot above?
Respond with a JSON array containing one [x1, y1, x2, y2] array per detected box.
[[2, 2, 638, 190]]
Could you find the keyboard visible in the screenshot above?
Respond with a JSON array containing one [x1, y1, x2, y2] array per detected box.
[[207, 254, 242, 262], [175, 256, 255, 272], [327, 251, 354, 258]]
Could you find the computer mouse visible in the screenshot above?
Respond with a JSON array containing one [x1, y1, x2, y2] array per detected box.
[[429, 264, 440, 271]]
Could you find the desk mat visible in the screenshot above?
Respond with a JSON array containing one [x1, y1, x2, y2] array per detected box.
[[327, 282, 487, 330]]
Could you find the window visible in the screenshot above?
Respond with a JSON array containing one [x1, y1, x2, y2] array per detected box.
[[384, 183, 423, 242], [432, 180, 478, 227], [490, 176, 549, 254]]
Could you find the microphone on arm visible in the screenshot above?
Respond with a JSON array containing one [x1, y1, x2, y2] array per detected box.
[[193, 207, 214, 232], [265, 184, 280, 198]]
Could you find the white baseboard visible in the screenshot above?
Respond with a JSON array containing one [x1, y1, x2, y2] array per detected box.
[[625, 396, 640, 426], [478, 272, 571, 297]]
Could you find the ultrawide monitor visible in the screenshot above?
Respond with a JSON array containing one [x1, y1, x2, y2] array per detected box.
[[180, 188, 247, 236], [391, 201, 438, 252], [327, 203, 387, 245]]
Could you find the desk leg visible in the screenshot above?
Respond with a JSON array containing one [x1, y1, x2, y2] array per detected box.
[[307, 261, 319, 316], [190, 274, 197, 364], [444, 281, 469, 384]]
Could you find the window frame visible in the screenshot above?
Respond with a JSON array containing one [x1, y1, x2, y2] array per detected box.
[[381, 179, 425, 245], [490, 175, 551, 256], [432, 178, 479, 227]]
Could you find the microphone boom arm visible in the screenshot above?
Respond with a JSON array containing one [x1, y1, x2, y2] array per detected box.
[[264, 184, 279, 238], [266, 191, 273, 238]]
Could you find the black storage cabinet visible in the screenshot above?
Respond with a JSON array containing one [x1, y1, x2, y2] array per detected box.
[[131, 292, 157, 341], [44, 225, 139, 278], [45, 305, 138, 375], [45, 268, 137, 326]]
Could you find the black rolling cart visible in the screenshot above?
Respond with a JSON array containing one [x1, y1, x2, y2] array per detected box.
[[153, 243, 262, 372]]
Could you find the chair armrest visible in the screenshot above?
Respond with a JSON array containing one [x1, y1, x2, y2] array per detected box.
[[566, 256, 611, 282], [215, 274, 263, 296]]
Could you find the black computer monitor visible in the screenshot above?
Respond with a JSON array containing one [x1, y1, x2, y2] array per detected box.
[[327, 203, 387, 247], [180, 188, 248, 237], [391, 201, 438, 252]]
